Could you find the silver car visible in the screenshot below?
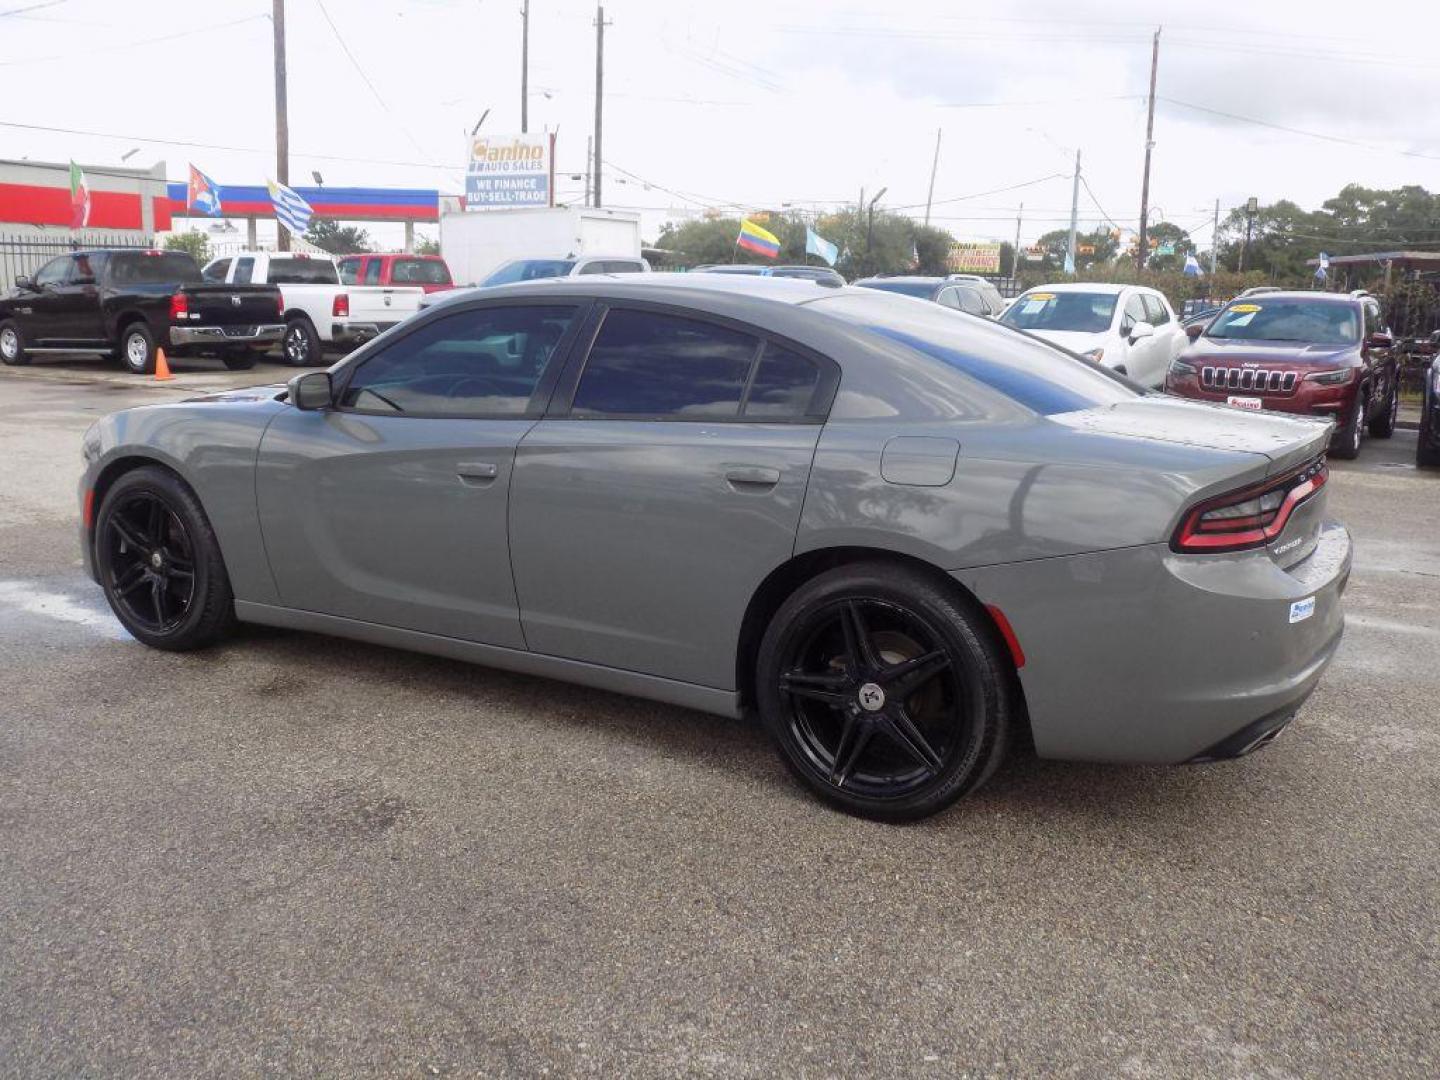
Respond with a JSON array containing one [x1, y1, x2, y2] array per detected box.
[[79, 277, 1350, 820]]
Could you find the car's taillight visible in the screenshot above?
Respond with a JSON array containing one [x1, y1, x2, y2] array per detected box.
[[1172, 459, 1328, 554], [168, 291, 188, 321], [276, 293, 285, 319], [332, 293, 349, 317]]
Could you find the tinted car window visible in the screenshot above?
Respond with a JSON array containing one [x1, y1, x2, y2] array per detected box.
[[856, 279, 940, 299], [955, 287, 987, 316], [340, 305, 576, 417], [817, 291, 1137, 416], [109, 253, 203, 286], [362, 260, 381, 285], [268, 257, 339, 285], [392, 258, 452, 285], [32, 257, 70, 286], [70, 253, 103, 284], [232, 257, 254, 285], [482, 259, 576, 286], [572, 309, 759, 418], [602, 261, 645, 274], [203, 258, 231, 283], [935, 288, 960, 310], [577, 261, 610, 275], [1001, 291, 1118, 333], [337, 257, 361, 285], [743, 344, 822, 419]]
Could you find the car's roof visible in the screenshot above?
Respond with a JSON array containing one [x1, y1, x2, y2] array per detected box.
[[469, 272, 847, 305], [1223, 290, 1358, 304], [1016, 282, 1140, 295], [856, 276, 946, 285]]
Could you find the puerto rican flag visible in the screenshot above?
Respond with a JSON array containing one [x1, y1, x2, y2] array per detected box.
[[187, 164, 223, 217]]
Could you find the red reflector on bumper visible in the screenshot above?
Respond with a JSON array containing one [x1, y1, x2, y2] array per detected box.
[[985, 604, 1026, 669], [82, 488, 95, 529]]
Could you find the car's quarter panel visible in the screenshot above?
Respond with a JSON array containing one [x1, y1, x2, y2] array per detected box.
[[254, 410, 531, 648], [79, 389, 288, 604], [509, 420, 821, 688], [960, 521, 1350, 763]]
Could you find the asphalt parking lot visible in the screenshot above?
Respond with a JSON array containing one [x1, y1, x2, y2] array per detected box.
[[1, 357, 1437, 1077]]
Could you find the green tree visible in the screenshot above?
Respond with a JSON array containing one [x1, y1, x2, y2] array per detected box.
[[1033, 227, 1117, 272], [413, 233, 440, 256], [163, 230, 211, 265], [304, 219, 373, 255], [1143, 221, 1196, 272]]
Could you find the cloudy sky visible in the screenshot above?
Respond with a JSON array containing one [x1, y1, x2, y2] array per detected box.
[[4, 0, 1438, 250]]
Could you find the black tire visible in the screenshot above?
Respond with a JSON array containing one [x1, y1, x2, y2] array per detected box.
[[1369, 380, 1398, 438], [1419, 394, 1440, 468], [222, 349, 259, 371], [282, 317, 321, 367], [1330, 392, 1364, 460], [94, 466, 236, 650], [119, 321, 156, 375], [756, 562, 1012, 822], [0, 319, 28, 365]]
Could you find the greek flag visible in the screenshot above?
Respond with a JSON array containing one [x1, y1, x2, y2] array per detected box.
[[266, 178, 314, 236], [804, 226, 839, 267]]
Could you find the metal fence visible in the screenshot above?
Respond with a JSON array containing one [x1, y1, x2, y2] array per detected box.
[[0, 232, 154, 293]]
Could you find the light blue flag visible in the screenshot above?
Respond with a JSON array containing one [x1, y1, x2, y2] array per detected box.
[[1183, 253, 1202, 277], [1314, 251, 1329, 282], [266, 178, 314, 237], [805, 226, 839, 267]]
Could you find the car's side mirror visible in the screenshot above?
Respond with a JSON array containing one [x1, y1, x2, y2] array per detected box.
[[289, 371, 334, 411], [1129, 321, 1155, 343], [1368, 331, 1394, 349], [1186, 322, 1206, 341], [13, 275, 33, 291]]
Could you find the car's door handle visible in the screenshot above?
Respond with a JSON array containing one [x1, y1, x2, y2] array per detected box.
[[725, 465, 781, 488], [457, 462, 499, 483]]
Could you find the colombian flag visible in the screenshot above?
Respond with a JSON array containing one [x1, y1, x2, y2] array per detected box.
[[737, 218, 780, 259]]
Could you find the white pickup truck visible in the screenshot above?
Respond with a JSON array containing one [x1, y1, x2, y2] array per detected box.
[[201, 251, 423, 365]]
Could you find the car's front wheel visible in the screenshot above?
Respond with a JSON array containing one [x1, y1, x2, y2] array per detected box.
[[120, 322, 156, 375], [1331, 392, 1365, 460], [94, 467, 236, 650], [757, 563, 1012, 821], [0, 319, 28, 365], [1369, 380, 1398, 438]]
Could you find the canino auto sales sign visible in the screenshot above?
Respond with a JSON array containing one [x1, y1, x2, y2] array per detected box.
[[465, 134, 555, 209]]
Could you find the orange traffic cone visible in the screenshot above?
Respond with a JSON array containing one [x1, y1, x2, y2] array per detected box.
[[154, 347, 174, 382]]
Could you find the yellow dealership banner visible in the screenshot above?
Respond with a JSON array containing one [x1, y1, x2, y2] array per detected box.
[[947, 242, 1002, 273]]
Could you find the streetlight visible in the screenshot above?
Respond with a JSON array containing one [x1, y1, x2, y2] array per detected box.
[[311, 171, 324, 187], [866, 187, 888, 273], [119, 147, 140, 162]]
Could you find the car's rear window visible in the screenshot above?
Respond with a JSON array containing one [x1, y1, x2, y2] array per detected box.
[[816, 291, 1138, 415], [108, 252, 201, 285], [391, 258, 452, 285], [267, 257, 339, 285], [856, 280, 937, 298], [483, 259, 575, 286]]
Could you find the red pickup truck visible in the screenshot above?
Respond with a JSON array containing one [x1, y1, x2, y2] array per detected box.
[[337, 254, 454, 295]]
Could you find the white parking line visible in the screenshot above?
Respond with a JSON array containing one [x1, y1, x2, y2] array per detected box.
[[0, 580, 128, 638]]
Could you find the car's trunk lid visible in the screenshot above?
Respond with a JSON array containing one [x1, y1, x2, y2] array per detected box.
[[179, 284, 283, 326]]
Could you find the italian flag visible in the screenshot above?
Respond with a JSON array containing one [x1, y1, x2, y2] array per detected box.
[[69, 160, 90, 229]]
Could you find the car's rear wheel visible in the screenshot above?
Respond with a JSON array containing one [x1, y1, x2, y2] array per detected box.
[[1419, 393, 1440, 468], [282, 317, 321, 366], [1369, 380, 1398, 438], [0, 320, 28, 365], [221, 349, 258, 371], [757, 563, 1011, 821], [120, 322, 156, 375], [94, 467, 235, 650], [1331, 392, 1364, 460]]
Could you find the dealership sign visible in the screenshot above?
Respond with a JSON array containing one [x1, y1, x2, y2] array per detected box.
[[465, 134, 554, 210], [947, 241, 1002, 273]]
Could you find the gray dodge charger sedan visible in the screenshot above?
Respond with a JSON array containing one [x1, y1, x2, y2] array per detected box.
[[79, 277, 1351, 820]]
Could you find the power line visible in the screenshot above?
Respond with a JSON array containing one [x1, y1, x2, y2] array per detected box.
[[0, 0, 66, 16], [313, 0, 440, 167], [1079, 175, 1124, 232], [892, 173, 1067, 212], [0, 12, 268, 66], [1159, 96, 1440, 162]]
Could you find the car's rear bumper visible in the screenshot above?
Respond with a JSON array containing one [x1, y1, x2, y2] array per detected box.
[[169, 324, 285, 348], [331, 322, 400, 347], [958, 521, 1351, 764]]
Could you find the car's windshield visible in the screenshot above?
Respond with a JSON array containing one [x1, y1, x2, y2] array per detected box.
[[817, 291, 1137, 415], [856, 280, 937, 299], [267, 257, 339, 285], [1205, 299, 1360, 344], [482, 259, 576, 286], [1000, 291, 1118, 334]]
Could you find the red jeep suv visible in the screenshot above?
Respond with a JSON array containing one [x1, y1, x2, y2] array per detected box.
[[1165, 291, 1400, 459]]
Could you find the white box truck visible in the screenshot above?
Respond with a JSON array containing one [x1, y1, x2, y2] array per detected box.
[[439, 206, 644, 287]]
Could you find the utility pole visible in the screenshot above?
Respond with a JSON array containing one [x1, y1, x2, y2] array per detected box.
[[1065, 149, 1081, 273], [520, 0, 530, 133], [1240, 195, 1258, 273], [1210, 197, 1220, 277], [1135, 26, 1161, 272], [272, 0, 290, 251], [1013, 202, 1023, 280], [923, 128, 942, 227], [593, 4, 609, 208]]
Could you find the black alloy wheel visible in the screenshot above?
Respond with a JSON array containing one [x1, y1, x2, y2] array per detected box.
[[1369, 381, 1398, 439], [95, 467, 235, 650], [758, 563, 1011, 821]]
